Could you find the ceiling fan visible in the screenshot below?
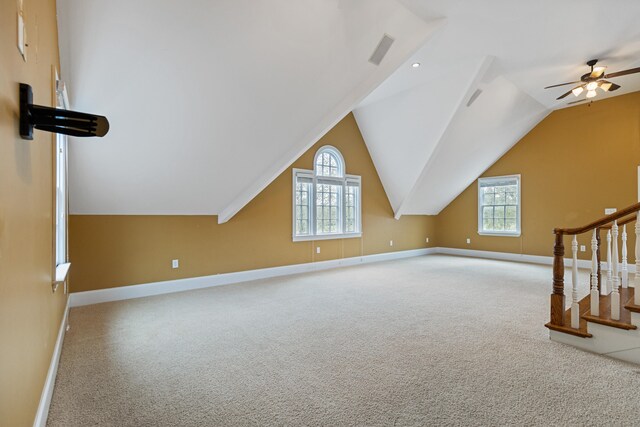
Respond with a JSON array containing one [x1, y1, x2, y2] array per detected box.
[[545, 59, 640, 103]]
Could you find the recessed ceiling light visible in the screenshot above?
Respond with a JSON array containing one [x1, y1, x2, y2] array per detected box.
[[411, 62, 421, 68]]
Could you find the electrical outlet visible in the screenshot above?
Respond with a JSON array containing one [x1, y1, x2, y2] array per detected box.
[[605, 208, 617, 215], [172, 259, 179, 269], [316, 247, 320, 254], [580, 245, 586, 252], [466, 238, 471, 244], [426, 237, 429, 243], [390, 240, 393, 247]]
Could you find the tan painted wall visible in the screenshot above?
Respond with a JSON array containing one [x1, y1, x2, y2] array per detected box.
[[69, 114, 437, 292], [437, 91, 640, 260], [0, 0, 67, 425]]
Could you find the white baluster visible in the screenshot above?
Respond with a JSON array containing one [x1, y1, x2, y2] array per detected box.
[[605, 230, 613, 295], [622, 224, 628, 288], [636, 215, 640, 305], [571, 235, 579, 329], [611, 221, 620, 321], [590, 229, 600, 316]]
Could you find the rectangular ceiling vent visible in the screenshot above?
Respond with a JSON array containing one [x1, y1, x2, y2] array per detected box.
[[369, 34, 394, 66], [466, 88, 483, 107]]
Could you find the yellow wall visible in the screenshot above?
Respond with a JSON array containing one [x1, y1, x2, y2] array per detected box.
[[0, 0, 66, 425], [437, 91, 640, 260], [69, 114, 437, 292]]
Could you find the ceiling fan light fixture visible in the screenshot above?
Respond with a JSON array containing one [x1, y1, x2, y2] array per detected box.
[[600, 81, 613, 92], [572, 86, 584, 97], [586, 89, 597, 99], [591, 66, 606, 78], [586, 81, 598, 91]]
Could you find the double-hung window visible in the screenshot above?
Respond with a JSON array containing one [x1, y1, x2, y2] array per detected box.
[[478, 175, 521, 236], [54, 77, 71, 287], [293, 146, 361, 241]]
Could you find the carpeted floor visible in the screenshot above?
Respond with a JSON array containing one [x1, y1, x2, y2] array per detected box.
[[48, 255, 640, 426]]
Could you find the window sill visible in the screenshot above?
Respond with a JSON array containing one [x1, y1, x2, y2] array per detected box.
[[54, 262, 71, 284], [293, 232, 362, 242], [477, 231, 521, 237]]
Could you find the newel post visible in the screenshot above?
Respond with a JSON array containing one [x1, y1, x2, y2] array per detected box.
[[551, 231, 565, 326]]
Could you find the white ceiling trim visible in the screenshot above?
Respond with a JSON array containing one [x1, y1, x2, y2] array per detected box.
[[395, 55, 495, 219], [400, 74, 550, 215]]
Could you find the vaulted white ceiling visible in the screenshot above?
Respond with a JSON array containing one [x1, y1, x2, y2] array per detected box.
[[354, 0, 640, 216], [58, 0, 640, 220], [57, 0, 440, 221]]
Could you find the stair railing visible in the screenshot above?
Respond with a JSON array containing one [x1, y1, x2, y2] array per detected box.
[[549, 202, 640, 330]]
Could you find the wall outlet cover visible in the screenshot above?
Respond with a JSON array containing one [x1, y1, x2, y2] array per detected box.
[[605, 208, 617, 215], [466, 238, 471, 244], [172, 259, 179, 269]]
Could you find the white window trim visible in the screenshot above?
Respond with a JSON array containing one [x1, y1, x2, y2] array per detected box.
[[292, 168, 362, 242], [54, 73, 71, 286], [477, 174, 521, 237]]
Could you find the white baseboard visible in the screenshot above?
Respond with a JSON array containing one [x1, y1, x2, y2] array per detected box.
[[435, 247, 636, 273], [69, 246, 636, 308], [33, 299, 69, 427], [69, 248, 438, 307]]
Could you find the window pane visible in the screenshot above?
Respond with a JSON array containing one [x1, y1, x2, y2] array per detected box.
[[482, 206, 494, 219], [55, 134, 67, 266], [494, 206, 505, 219], [483, 193, 495, 205], [294, 179, 311, 236], [316, 183, 341, 234], [505, 206, 517, 218], [315, 148, 342, 177]]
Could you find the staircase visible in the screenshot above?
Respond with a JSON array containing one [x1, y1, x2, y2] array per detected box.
[[545, 202, 640, 364]]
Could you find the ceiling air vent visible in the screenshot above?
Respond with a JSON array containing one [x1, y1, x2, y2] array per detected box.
[[466, 88, 483, 107], [369, 34, 394, 66]]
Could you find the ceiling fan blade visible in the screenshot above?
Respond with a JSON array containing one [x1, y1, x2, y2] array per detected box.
[[604, 67, 640, 79], [590, 66, 606, 78], [599, 81, 621, 92], [544, 80, 581, 89], [568, 99, 588, 105], [556, 88, 575, 100]]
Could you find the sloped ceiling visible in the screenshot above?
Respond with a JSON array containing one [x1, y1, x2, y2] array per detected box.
[[59, 0, 640, 221], [57, 0, 441, 221], [354, 0, 640, 217]]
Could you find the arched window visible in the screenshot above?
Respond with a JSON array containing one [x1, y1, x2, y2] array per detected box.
[[314, 146, 344, 178], [292, 146, 361, 241]]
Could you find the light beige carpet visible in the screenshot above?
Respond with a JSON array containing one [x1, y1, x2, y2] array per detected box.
[[48, 255, 640, 426]]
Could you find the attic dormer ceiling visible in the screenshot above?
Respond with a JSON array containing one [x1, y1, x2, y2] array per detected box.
[[354, 0, 640, 217], [58, 0, 640, 221], [57, 0, 441, 221]]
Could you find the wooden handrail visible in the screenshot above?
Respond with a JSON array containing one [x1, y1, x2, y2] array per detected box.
[[554, 202, 640, 235], [600, 214, 637, 230]]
